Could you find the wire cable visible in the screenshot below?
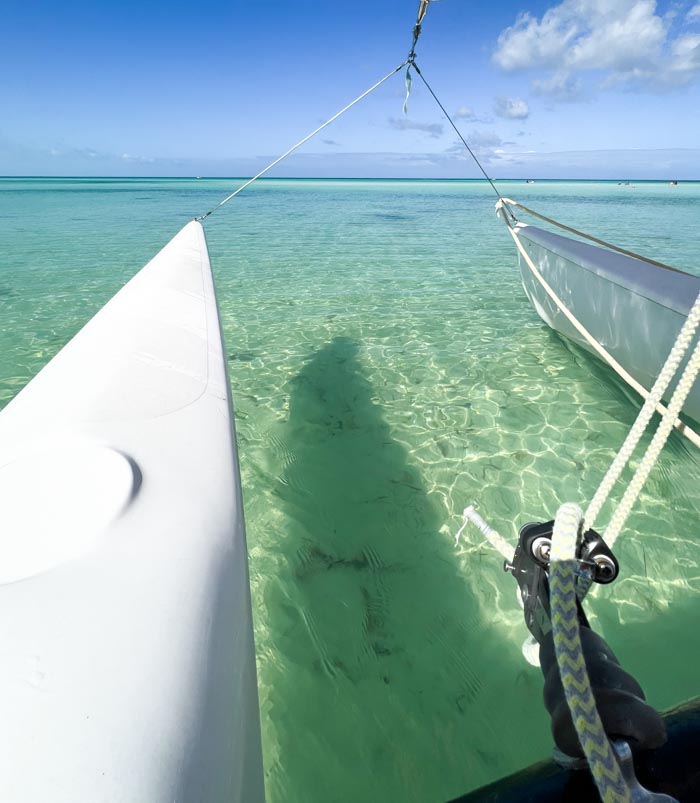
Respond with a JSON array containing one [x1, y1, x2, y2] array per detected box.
[[195, 62, 407, 221], [410, 61, 516, 223]]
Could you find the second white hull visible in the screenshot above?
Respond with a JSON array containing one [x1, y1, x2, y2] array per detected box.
[[514, 223, 700, 423]]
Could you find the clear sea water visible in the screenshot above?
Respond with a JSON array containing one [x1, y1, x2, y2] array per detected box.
[[1, 177, 699, 801]]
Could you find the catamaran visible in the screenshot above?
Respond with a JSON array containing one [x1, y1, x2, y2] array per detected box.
[[1, 1, 698, 801]]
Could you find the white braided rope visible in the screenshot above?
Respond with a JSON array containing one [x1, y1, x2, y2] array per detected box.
[[456, 506, 514, 560], [604, 335, 700, 549], [584, 291, 700, 533], [550, 504, 632, 803]]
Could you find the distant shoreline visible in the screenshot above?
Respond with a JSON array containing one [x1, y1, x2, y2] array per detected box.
[[1, 176, 698, 183]]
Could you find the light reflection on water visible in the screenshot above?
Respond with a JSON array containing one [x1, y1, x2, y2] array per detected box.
[[1, 178, 699, 801]]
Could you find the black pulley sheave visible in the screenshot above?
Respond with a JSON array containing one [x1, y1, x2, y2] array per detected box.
[[506, 519, 667, 762]]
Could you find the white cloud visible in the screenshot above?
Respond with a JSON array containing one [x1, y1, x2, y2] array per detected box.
[[387, 117, 444, 138], [688, 3, 700, 22], [120, 152, 155, 163], [532, 71, 585, 100], [453, 106, 493, 123], [668, 32, 700, 79], [494, 96, 530, 119], [444, 130, 509, 164], [2, 136, 699, 179], [49, 145, 108, 160], [484, 146, 700, 179], [461, 131, 503, 149], [454, 106, 476, 119], [493, 0, 700, 95]]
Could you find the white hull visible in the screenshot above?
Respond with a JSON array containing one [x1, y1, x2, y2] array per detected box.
[[514, 222, 700, 423], [0, 222, 265, 802]]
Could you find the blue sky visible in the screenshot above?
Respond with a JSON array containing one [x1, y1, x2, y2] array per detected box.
[[1, 0, 699, 178]]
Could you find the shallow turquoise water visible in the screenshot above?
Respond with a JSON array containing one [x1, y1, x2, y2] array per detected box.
[[1, 177, 699, 801]]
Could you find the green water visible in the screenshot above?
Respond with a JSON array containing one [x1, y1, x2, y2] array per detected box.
[[1, 177, 699, 801]]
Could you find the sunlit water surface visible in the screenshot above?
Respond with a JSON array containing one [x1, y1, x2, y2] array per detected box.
[[1, 177, 699, 801]]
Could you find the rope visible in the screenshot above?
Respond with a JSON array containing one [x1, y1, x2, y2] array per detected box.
[[408, 0, 431, 61], [603, 334, 700, 549], [194, 62, 407, 221], [456, 505, 514, 560], [584, 291, 700, 535], [549, 503, 631, 803], [501, 199, 682, 274], [496, 201, 700, 450], [404, 2, 431, 115], [482, 198, 697, 800]]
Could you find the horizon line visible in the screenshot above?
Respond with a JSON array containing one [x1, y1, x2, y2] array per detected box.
[[1, 175, 697, 182]]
